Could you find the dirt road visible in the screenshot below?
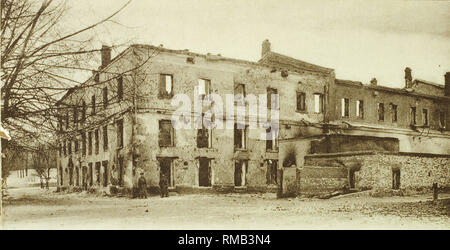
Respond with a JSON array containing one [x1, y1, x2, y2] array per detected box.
[[1, 187, 449, 229]]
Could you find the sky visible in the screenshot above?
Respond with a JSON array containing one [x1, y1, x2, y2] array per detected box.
[[63, 0, 450, 88]]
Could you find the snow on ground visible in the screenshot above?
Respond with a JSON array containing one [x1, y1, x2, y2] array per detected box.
[[1, 187, 449, 230]]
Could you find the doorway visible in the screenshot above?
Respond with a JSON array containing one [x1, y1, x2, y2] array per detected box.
[[199, 158, 211, 187], [234, 160, 248, 186], [349, 169, 356, 189], [392, 169, 400, 190], [102, 161, 108, 187], [159, 158, 174, 187]]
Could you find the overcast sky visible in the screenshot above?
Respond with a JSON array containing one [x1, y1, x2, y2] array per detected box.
[[64, 0, 450, 88]]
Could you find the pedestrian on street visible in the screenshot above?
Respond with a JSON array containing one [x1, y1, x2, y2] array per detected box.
[[138, 172, 148, 199], [159, 174, 169, 198]]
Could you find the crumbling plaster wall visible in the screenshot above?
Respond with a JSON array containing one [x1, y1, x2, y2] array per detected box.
[[302, 152, 450, 194], [327, 82, 450, 154], [130, 47, 332, 191]]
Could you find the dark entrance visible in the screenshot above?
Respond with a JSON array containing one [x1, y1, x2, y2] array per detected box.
[[392, 169, 400, 190], [349, 169, 356, 189], [199, 158, 211, 187], [88, 163, 93, 186], [159, 158, 174, 187], [82, 166, 87, 189], [102, 161, 108, 187], [266, 160, 278, 185], [234, 160, 247, 186], [118, 157, 124, 187]]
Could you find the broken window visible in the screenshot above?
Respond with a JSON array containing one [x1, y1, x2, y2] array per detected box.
[[422, 109, 428, 126], [198, 158, 212, 187], [378, 103, 385, 121], [94, 128, 99, 155], [103, 125, 108, 151], [392, 169, 400, 190], [391, 104, 398, 122], [102, 161, 108, 187], [267, 88, 278, 110], [197, 126, 212, 148], [440, 111, 446, 128], [266, 160, 278, 185], [234, 83, 245, 105], [266, 127, 278, 151], [356, 100, 364, 119], [117, 119, 124, 148], [103, 86, 108, 108], [314, 93, 323, 114], [82, 132, 86, 156], [234, 123, 247, 150], [91, 95, 96, 115], [234, 160, 248, 186], [159, 120, 174, 147], [117, 76, 123, 101], [159, 74, 173, 98], [88, 131, 92, 155], [410, 107, 417, 125], [341, 98, 349, 117], [296, 92, 306, 112]]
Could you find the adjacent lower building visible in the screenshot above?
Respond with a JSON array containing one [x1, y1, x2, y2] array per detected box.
[[55, 40, 450, 196]]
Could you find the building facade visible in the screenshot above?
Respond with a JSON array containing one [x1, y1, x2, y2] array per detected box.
[[56, 40, 450, 196]]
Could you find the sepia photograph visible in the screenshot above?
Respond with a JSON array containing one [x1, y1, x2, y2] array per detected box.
[[0, 0, 449, 237]]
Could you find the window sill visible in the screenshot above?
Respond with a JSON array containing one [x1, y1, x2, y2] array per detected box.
[[295, 110, 307, 114], [266, 149, 279, 153], [234, 148, 248, 152]]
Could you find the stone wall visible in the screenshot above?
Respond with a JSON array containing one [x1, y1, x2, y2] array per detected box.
[[299, 151, 450, 195]]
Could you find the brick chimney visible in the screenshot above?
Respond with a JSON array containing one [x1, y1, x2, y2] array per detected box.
[[101, 45, 111, 68], [445, 72, 450, 96], [370, 78, 377, 86], [261, 39, 271, 57], [405, 67, 413, 88]]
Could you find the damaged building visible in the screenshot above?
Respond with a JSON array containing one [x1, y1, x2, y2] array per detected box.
[[55, 40, 450, 197]]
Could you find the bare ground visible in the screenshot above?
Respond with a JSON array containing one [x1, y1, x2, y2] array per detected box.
[[1, 187, 449, 230]]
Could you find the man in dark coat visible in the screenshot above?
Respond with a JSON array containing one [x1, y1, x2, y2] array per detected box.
[[137, 173, 147, 199], [159, 174, 169, 198]]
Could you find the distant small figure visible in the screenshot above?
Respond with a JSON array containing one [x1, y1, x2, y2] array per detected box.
[[159, 174, 169, 198], [137, 173, 148, 199]]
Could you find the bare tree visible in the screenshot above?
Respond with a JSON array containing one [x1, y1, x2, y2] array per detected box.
[[31, 144, 55, 189], [0, 0, 131, 180]]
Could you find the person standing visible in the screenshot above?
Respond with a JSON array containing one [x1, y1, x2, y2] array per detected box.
[[137, 173, 148, 199], [159, 174, 169, 198]]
